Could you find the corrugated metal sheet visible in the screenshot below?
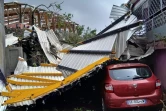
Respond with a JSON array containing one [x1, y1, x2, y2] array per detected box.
[[115, 29, 137, 58], [34, 26, 59, 64], [0, 81, 8, 111], [130, 47, 154, 60], [9, 84, 45, 90], [106, 15, 137, 33], [110, 5, 128, 20], [46, 30, 64, 59], [72, 34, 117, 51], [122, 44, 144, 57], [14, 57, 28, 75], [29, 75, 64, 80], [0, 63, 64, 107], [25, 66, 61, 73], [46, 30, 62, 51], [59, 53, 109, 77]]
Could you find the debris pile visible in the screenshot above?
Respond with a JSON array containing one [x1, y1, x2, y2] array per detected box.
[[6, 26, 73, 66]]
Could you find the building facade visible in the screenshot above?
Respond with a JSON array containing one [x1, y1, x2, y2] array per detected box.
[[128, 0, 166, 91], [4, 2, 78, 32]]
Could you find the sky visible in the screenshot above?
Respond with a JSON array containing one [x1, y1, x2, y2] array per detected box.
[[4, 0, 128, 32]]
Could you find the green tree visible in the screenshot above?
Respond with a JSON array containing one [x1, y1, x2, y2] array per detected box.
[[83, 27, 97, 40]]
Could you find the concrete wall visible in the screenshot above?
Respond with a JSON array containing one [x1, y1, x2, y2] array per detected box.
[[154, 50, 166, 91], [5, 47, 23, 77], [0, 0, 5, 75]]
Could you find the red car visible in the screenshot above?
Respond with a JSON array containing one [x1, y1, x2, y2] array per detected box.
[[101, 63, 163, 111]]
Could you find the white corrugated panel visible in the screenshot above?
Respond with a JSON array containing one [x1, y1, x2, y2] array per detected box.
[[9, 84, 46, 90], [46, 30, 64, 59], [34, 26, 59, 64], [130, 47, 154, 60], [5, 33, 18, 47], [14, 57, 28, 75], [25, 66, 61, 73], [105, 15, 137, 33], [59, 53, 109, 70], [0, 81, 8, 111], [46, 30, 62, 50], [122, 44, 144, 57], [110, 5, 128, 20], [115, 28, 137, 58], [72, 34, 117, 51], [31, 76, 64, 81]]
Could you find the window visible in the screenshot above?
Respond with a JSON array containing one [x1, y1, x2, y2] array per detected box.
[[109, 67, 152, 81]]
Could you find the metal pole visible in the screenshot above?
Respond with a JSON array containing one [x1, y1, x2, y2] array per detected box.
[[0, 0, 5, 75]]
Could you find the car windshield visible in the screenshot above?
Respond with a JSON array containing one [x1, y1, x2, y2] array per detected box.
[[109, 67, 152, 81]]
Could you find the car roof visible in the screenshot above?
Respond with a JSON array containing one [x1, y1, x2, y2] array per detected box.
[[107, 63, 148, 69]]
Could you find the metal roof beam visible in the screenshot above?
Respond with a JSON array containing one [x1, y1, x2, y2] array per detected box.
[[81, 20, 143, 44], [69, 50, 112, 54], [97, 11, 130, 35]]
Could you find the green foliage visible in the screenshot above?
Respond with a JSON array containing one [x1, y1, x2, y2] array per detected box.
[[55, 11, 97, 46], [155, 34, 166, 43], [83, 27, 97, 41], [76, 25, 84, 36], [63, 13, 73, 21]]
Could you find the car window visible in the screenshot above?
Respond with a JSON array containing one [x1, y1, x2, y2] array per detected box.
[[109, 67, 152, 81]]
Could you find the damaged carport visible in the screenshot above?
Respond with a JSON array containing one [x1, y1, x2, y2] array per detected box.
[[0, 13, 154, 110]]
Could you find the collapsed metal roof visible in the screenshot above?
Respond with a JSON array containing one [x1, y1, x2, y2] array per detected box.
[[57, 14, 142, 77]]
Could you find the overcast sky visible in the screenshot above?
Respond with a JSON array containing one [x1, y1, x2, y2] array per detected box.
[[4, 0, 128, 32]]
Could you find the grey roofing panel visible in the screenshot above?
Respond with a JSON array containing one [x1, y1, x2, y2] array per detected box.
[[130, 47, 154, 60], [115, 29, 137, 58], [112, 6, 128, 12], [72, 34, 117, 51], [106, 15, 137, 33], [123, 44, 144, 56], [58, 68, 76, 77], [110, 5, 128, 19], [46, 30, 62, 51], [34, 26, 59, 64], [59, 53, 109, 70]]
